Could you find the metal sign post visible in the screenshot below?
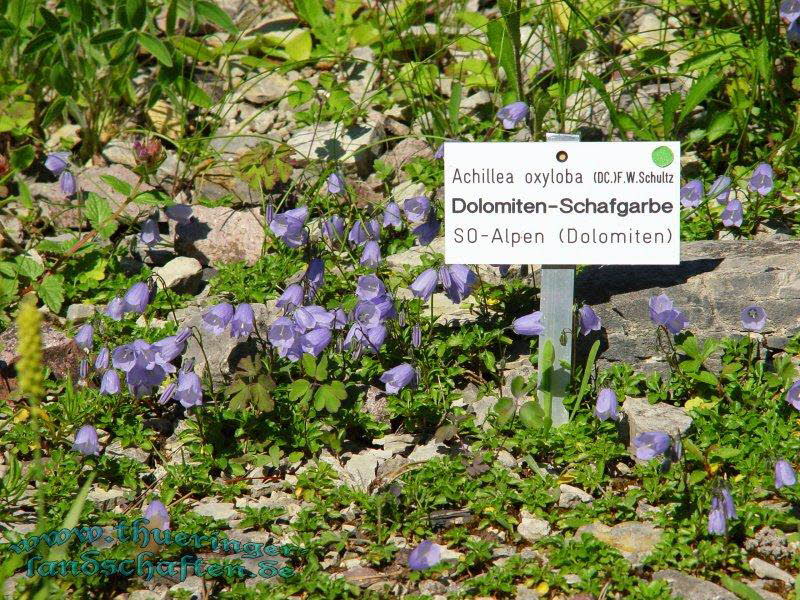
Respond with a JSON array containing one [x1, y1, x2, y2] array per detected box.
[[537, 132, 580, 427]]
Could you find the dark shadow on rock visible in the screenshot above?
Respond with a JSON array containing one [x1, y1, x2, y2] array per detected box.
[[576, 258, 724, 304], [319, 138, 345, 161]]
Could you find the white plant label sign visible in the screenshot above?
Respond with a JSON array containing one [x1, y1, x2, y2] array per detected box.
[[444, 141, 681, 265]]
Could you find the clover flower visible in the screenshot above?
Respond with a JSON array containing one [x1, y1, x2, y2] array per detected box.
[[72, 425, 101, 456], [497, 101, 529, 129]]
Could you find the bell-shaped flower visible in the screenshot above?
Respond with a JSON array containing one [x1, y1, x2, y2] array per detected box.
[[410, 268, 438, 300], [230, 303, 255, 338], [496, 101, 529, 129], [403, 196, 430, 223], [72, 425, 101, 456], [383, 202, 402, 228], [680, 180, 703, 208], [140, 218, 161, 247], [741, 305, 766, 332], [721, 198, 743, 227], [786, 380, 800, 409], [748, 163, 773, 196], [512, 311, 544, 336], [633, 431, 671, 460], [707, 175, 731, 204], [123, 282, 151, 315], [60, 171, 77, 196], [775, 459, 797, 489], [104, 296, 125, 320], [201, 303, 234, 335], [175, 371, 203, 408], [408, 540, 441, 570], [380, 363, 417, 394], [45, 152, 70, 176], [277, 284, 304, 313], [143, 499, 170, 531], [439, 264, 476, 303], [74, 324, 94, 351], [578, 305, 601, 336], [327, 172, 345, 194], [594, 388, 618, 421]]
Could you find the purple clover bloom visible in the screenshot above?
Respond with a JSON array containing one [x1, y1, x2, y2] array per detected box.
[[741, 305, 766, 332], [59, 171, 77, 196], [680, 180, 703, 208], [327, 172, 345, 195], [403, 196, 430, 223], [323, 215, 345, 242], [781, 0, 800, 23], [410, 268, 438, 300], [300, 327, 332, 356], [633, 431, 671, 460], [383, 202, 402, 228], [708, 175, 731, 204], [95, 347, 110, 372], [748, 163, 774, 196], [277, 284, 304, 313], [165, 204, 192, 224], [497, 101, 529, 129], [100, 369, 121, 394], [786, 380, 800, 409], [72, 425, 100, 456], [380, 363, 417, 394], [45, 152, 70, 176], [176, 371, 203, 408], [775, 460, 797, 488], [158, 382, 177, 404], [721, 198, 743, 227], [140, 218, 161, 247], [412, 215, 440, 245], [231, 303, 255, 338], [143, 500, 170, 531], [578, 305, 601, 336], [202, 303, 234, 335], [408, 540, 441, 570], [361, 240, 381, 267], [123, 282, 151, 315], [105, 296, 125, 320], [74, 324, 94, 351], [512, 312, 544, 336], [356, 275, 386, 300], [594, 388, 618, 421], [707, 496, 727, 535], [304, 258, 324, 300]]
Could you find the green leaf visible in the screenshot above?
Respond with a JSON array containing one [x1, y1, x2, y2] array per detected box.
[[448, 81, 462, 131], [576, 340, 601, 406], [91, 28, 125, 45], [754, 37, 771, 83], [688, 470, 707, 485], [10, 145, 34, 170], [137, 32, 173, 67], [195, 0, 237, 33], [50, 63, 74, 96], [683, 439, 706, 463], [170, 35, 216, 62], [84, 193, 118, 238], [510, 375, 526, 399], [707, 111, 734, 142], [301, 354, 316, 377], [23, 32, 55, 55], [662, 92, 681, 135], [175, 76, 212, 108], [519, 400, 544, 429], [285, 30, 312, 61], [289, 379, 311, 402], [15, 255, 44, 280], [132, 189, 171, 206], [99, 174, 132, 196], [679, 71, 723, 124], [494, 396, 515, 425], [37, 274, 65, 314], [329, 380, 346, 400], [710, 446, 740, 460], [126, 0, 146, 29], [486, 19, 518, 98], [692, 370, 719, 387], [315, 355, 328, 382], [41, 97, 67, 128], [718, 574, 764, 600]]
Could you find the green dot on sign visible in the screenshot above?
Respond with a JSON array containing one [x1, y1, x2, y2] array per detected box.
[[652, 146, 673, 168]]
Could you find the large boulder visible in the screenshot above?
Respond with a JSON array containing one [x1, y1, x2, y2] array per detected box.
[[174, 205, 266, 267], [577, 239, 800, 371]]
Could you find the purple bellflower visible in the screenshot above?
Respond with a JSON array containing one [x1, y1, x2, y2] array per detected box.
[[403, 196, 430, 223], [412, 215, 440, 245], [781, 0, 800, 23], [300, 327, 332, 356], [60, 171, 77, 196], [45, 152, 70, 176], [786, 380, 800, 410], [707, 496, 727, 535], [361, 240, 381, 267], [143, 499, 170, 531], [74, 324, 94, 351], [72, 425, 101, 456], [708, 176, 731, 204], [304, 258, 324, 300], [749, 163, 774, 196], [633, 431, 672, 460], [140, 218, 160, 247], [721, 198, 743, 227], [165, 204, 192, 224], [270, 206, 309, 248], [648, 294, 688, 334], [578, 305, 601, 336], [497, 101, 529, 129], [594, 388, 618, 421], [439, 264, 477, 303], [100, 369, 121, 394], [775, 459, 797, 489], [95, 347, 110, 372], [383, 202, 403, 228], [380, 363, 417, 394], [202, 303, 234, 335], [412, 324, 422, 348], [123, 282, 151, 315], [327, 173, 345, 195], [410, 268, 438, 300], [680, 180, 703, 208], [408, 540, 442, 570], [277, 284, 304, 313], [741, 305, 766, 332], [356, 275, 386, 300], [322, 215, 345, 242], [176, 371, 203, 408], [158, 382, 177, 404], [512, 311, 544, 336], [231, 303, 255, 338]]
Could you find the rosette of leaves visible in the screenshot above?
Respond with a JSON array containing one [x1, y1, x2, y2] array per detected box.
[[237, 142, 293, 192], [289, 354, 347, 414], [226, 357, 275, 412]]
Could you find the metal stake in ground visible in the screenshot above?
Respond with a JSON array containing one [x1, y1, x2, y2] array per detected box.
[[537, 132, 581, 427]]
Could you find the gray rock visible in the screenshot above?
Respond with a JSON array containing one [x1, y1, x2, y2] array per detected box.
[[0, 320, 82, 387], [174, 205, 266, 267], [102, 138, 137, 168], [620, 397, 693, 458], [748, 557, 794, 586], [408, 440, 451, 462], [515, 584, 541, 600], [152, 256, 203, 294], [168, 575, 206, 599], [105, 440, 149, 463], [745, 580, 784, 600], [344, 449, 393, 492], [288, 120, 385, 177], [744, 527, 793, 561], [128, 589, 169, 600], [66, 303, 97, 322], [577, 239, 800, 372], [575, 521, 662, 566], [347, 46, 379, 104], [242, 73, 291, 105], [517, 509, 551, 543], [87, 487, 127, 511], [558, 484, 593, 508], [373, 433, 415, 455], [380, 138, 434, 176], [179, 300, 278, 385], [363, 385, 390, 424], [652, 570, 737, 600], [193, 500, 239, 521]]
